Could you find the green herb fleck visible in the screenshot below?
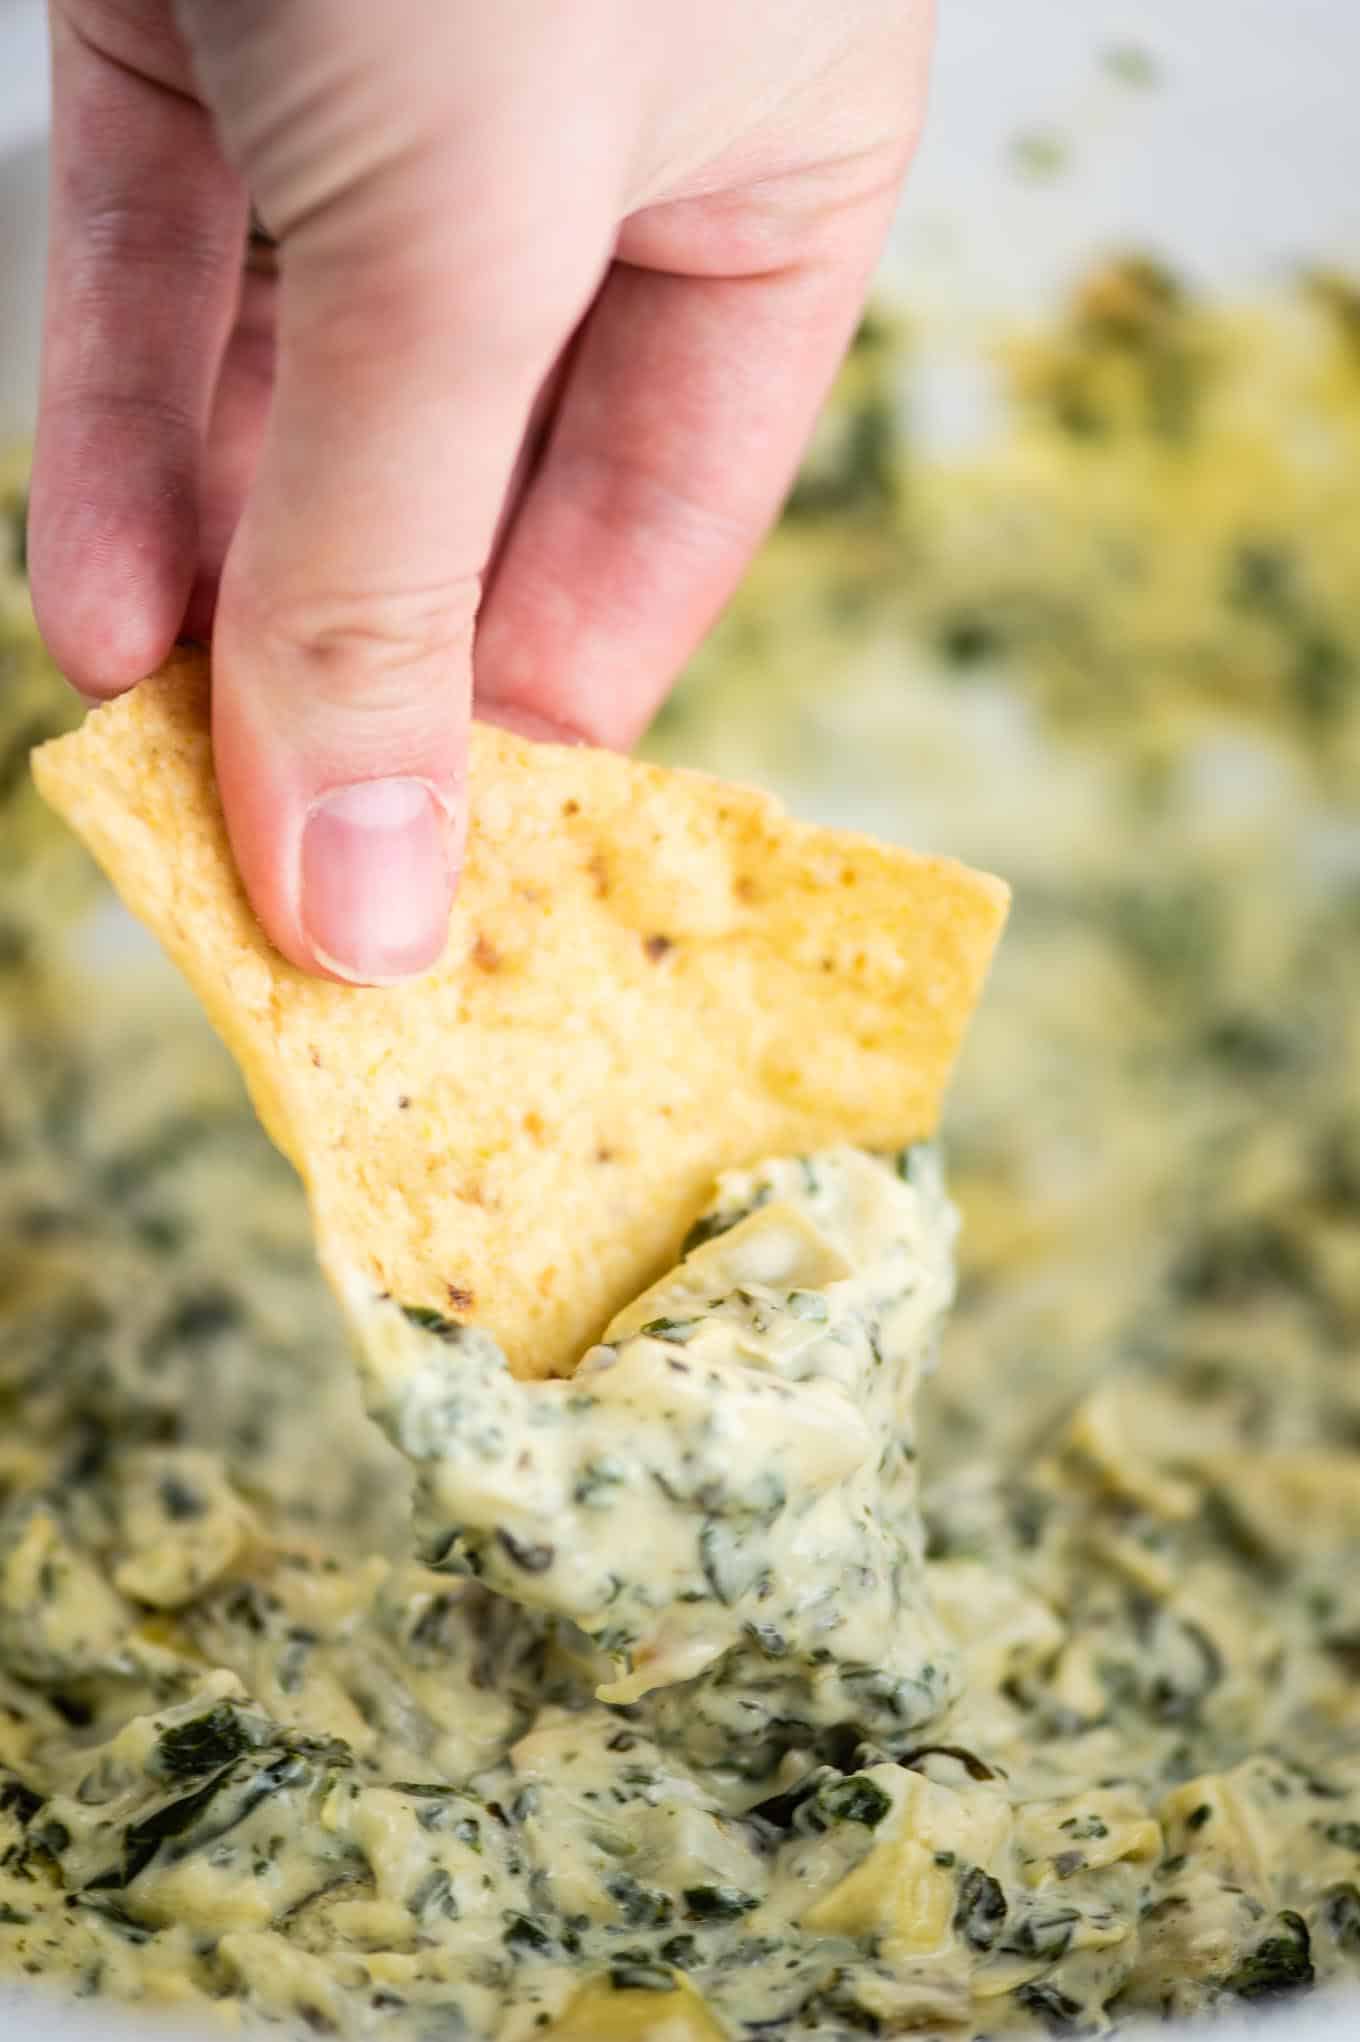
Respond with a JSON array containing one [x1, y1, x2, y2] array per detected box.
[[573, 1458, 627, 1507], [1321, 1883, 1360, 1953], [816, 1775, 892, 1828], [502, 1911, 554, 1955], [954, 1866, 1007, 1952], [609, 1962, 678, 1994], [495, 1529, 555, 1573], [682, 1884, 759, 1922], [607, 1875, 674, 1928], [401, 1304, 466, 1339], [1013, 1981, 1089, 2036], [407, 1868, 458, 1919]]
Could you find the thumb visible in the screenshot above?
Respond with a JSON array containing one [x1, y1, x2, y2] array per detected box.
[[189, 12, 617, 981]]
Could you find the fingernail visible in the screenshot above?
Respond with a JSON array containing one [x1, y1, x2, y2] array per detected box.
[[301, 778, 451, 984]]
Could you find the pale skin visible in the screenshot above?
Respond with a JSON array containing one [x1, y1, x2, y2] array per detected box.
[[30, 0, 934, 984]]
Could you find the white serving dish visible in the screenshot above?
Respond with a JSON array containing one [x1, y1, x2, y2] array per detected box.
[[1, 0, 1357, 2034]]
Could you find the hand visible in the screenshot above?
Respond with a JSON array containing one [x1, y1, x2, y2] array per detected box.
[[30, 0, 932, 982]]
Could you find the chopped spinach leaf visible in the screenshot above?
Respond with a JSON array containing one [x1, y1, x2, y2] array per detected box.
[[1224, 1910, 1314, 2001], [683, 1885, 759, 1922], [954, 1866, 1008, 1951]]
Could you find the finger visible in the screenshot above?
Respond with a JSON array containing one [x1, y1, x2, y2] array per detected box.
[[170, 0, 634, 982], [28, 14, 245, 694], [182, 268, 277, 641], [190, 277, 568, 670], [169, 0, 630, 981], [207, 183, 614, 986], [473, 205, 898, 749]]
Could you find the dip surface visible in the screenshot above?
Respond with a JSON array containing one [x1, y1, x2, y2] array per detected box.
[[4, 266, 1360, 2035]]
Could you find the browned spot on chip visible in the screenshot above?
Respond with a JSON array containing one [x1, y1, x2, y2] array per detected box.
[[643, 934, 673, 962], [397, 1094, 411, 1110], [562, 798, 580, 817], [471, 932, 501, 972], [33, 651, 1008, 1379], [595, 1145, 615, 1164], [445, 1283, 475, 1312]]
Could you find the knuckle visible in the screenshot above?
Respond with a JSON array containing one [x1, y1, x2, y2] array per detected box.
[[71, 194, 222, 281], [253, 578, 481, 717], [44, 383, 200, 449]]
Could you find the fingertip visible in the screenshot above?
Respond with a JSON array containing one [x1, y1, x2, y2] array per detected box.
[[232, 770, 461, 988], [28, 429, 199, 698], [30, 583, 183, 702], [209, 592, 471, 986], [299, 777, 457, 986]]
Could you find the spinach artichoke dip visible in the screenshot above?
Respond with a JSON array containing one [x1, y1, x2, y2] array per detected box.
[[3, 259, 1360, 2040]]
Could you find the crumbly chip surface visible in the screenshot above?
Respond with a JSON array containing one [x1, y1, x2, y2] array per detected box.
[[34, 650, 1006, 1378]]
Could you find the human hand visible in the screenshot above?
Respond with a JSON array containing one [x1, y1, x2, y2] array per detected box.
[[31, 0, 932, 982]]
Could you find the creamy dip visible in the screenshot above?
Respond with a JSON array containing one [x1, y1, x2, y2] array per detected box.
[[0, 1115, 982, 2041], [4, 258, 1360, 2037], [356, 1145, 955, 1740]]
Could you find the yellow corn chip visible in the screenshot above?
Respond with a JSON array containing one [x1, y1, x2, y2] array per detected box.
[[33, 650, 1007, 1379]]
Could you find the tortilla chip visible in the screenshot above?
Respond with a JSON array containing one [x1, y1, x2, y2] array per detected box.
[[33, 650, 1008, 1379]]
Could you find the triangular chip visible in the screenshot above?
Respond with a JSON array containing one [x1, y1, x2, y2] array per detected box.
[[33, 650, 1008, 1379]]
